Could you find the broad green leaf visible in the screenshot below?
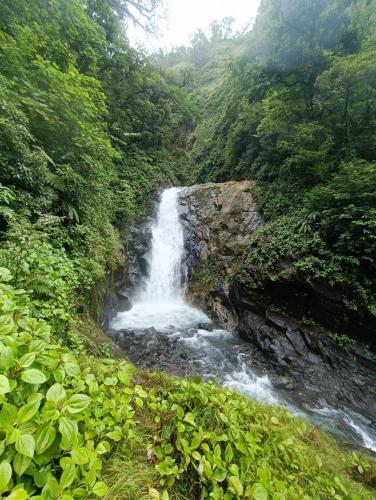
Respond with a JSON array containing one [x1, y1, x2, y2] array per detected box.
[[41, 400, 59, 421], [0, 375, 10, 394], [59, 417, 78, 450], [0, 347, 15, 370], [62, 354, 76, 363], [106, 430, 122, 441], [134, 385, 147, 397], [0, 461, 12, 491], [60, 462, 76, 489], [71, 447, 89, 465], [63, 394, 90, 414], [190, 435, 201, 450], [0, 403, 17, 428], [212, 468, 227, 482], [64, 363, 80, 377], [15, 434, 35, 458], [42, 476, 60, 498], [93, 481, 108, 497], [46, 383, 66, 403], [84, 374, 96, 384], [30, 340, 47, 353], [18, 352, 35, 368], [53, 367, 66, 383], [6, 428, 21, 445], [7, 485, 28, 500], [228, 476, 243, 496], [224, 443, 233, 464], [33, 469, 50, 488], [252, 483, 268, 500], [96, 441, 110, 455], [21, 369, 47, 385], [117, 365, 134, 384], [17, 399, 41, 424], [36, 424, 57, 455], [103, 377, 116, 386], [0, 268, 12, 282], [13, 453, 31, 476], [183, 413, 196, 426]]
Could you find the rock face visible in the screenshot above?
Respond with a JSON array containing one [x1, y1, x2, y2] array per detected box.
[[179, 180, 376, 422], [179, 180, 261, 275], [178, 180, 260, 328], [101, 192, 160, 329]]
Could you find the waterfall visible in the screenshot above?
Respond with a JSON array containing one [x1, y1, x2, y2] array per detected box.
[[109, 187, 376, 453], [142, 188, 184, 303], [110, 188, 208, 332]]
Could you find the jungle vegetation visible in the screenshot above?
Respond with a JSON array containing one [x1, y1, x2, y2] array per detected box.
[[159, 0, 376, 321], [0, 0, 376, 498]]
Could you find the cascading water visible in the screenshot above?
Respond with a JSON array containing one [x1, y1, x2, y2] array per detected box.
[[143, 187, 184, 303], [110, 188, 376, 454], [111, 188, 209, 332]]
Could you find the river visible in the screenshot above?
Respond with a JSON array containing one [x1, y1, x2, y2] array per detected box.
[[109, 187, 376, 454]]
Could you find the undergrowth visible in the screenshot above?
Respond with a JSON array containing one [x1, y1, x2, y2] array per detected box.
[[0, 267, 375, 499]]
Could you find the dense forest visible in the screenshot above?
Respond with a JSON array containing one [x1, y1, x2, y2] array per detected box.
[[0, 0, 197, 339], [158, 0, 376, 327], [0, 0, 376, 498]]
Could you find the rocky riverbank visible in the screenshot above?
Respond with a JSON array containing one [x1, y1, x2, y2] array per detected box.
[[103, 181, 376, 449], [178, 181, 376, 423]]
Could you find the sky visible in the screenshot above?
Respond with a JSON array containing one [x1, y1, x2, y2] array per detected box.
[[127, 0, 261, 51]]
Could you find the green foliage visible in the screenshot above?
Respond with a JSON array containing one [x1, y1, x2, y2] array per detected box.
[[0, 0, 197, 331], [0, 270, 137, 498], [188, 259, 220, 296], [162, 0, 376, 321], [328, 332, 356, 350], [1, 2, 375, 496], [347, 452, 376, 488], [242, 207, 376, 314], [0, 217, 81, 327], [143, 377, 374, 498], [0, 274, 374, 498]]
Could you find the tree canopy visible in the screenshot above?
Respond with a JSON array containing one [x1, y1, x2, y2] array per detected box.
[[159, 0, 376, 320]]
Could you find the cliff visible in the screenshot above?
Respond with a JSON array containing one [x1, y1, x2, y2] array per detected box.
[[178, 181, 376, 421]]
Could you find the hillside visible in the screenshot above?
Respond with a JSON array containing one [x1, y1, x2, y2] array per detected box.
[[158, 0, 376, 344], [0, 0, 376, 498]]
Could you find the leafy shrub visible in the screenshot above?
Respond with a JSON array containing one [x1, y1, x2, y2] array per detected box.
[[242, 211, 376, 315], [146, 378, 374, 499], [0, 271, 374, 499], [0, 268, 136, 498]]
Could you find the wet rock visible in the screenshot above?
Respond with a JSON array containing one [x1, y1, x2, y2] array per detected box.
[[116, 290, 132, 311], [197, 322, 213, 331], [179, 180, 376, 422], [179, 180, 261, 287], [273, 376, 297, 391]]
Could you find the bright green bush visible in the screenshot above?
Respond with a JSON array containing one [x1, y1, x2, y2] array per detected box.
[[242, 210, 375, 315], [146, 378, 374, 499], [0, 268, 136, 498]]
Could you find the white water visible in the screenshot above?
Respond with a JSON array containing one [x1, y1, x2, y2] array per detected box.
[[111, 188, 209, 332], [111, 187, 376, 453], [144, 187, 185, 302]]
